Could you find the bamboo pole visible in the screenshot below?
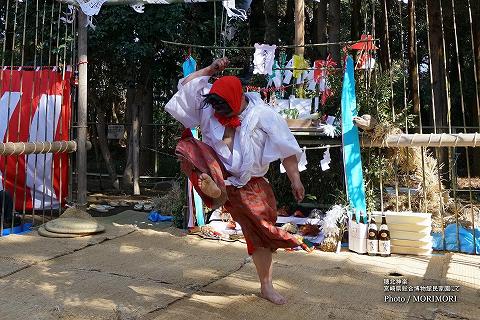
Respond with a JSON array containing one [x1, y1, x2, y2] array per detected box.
[[361, 133, 480, 148], [0, 140, 91, 156]]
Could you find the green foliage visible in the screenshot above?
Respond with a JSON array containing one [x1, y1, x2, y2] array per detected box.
[[356, 62, 416, 130], [279, 108, 299, 119], [356, 62, 416, 211]]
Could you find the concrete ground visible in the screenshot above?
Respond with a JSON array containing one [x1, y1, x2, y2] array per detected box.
[[0, 210, 479, 320]]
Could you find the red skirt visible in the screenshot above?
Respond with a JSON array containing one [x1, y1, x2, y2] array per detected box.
[[176, 129, 300, 255]]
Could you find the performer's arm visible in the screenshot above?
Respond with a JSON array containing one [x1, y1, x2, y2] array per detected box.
[[282, 155, 305, 203], [181, 57, 230, 86], [165, 57, 229, 128]]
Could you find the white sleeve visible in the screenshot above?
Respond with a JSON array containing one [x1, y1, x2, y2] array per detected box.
[[259, 106, 303, 166], [164, 76, 211, 128]]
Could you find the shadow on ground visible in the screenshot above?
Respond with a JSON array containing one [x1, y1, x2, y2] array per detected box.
[[0, 210, 478, 320]]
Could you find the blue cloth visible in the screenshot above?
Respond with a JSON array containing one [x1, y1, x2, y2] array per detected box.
[[148, 211, 173, 223], [182, 56, 197, 77], [432, 223, 480, 254], [191, 128, 205, 226], [341, 56, 367, 220]]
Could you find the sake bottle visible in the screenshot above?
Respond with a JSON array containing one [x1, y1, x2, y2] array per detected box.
[[366, 216, 378, 256], [351, 209, 357, 224], [359, 212, 366, 224], [378, 213, 391, 257]]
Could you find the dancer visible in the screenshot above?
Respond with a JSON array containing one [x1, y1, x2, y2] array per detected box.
[[165, 57, 308, 304]]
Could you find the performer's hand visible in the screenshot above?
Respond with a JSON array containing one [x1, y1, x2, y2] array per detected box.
[[209, 57, 230, 74], [291, 179, 305, 203]]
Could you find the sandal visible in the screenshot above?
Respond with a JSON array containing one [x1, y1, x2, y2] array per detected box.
[[300, 243, 315, 254]]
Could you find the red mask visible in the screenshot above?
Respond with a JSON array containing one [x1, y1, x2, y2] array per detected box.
[[209, 76, 243, 128]]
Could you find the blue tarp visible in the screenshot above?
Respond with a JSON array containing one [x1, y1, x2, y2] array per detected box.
[[432, 223, 480, 254], [148, 211, 173, 223], [1, 223, 33, 236]]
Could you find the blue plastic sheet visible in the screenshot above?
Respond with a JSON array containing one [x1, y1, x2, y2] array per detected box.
[[432, 223, 480, 254], [148, 211, 173, 223], [1, 223, 33, 236], [182, 56, 196, 77]]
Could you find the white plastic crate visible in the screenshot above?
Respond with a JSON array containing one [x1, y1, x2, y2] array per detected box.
[[348, 220, 368, 254]]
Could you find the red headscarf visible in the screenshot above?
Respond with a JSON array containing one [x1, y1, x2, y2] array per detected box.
[[209, 76, 243, 128]]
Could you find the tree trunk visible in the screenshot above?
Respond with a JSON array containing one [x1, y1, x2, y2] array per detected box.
[[427, 0, 449, 179], [249, 0, 266, 44], [140, 72, 153, 176], [313, 0, 327, 59], [408, 0, 421, 115], [96, 106, 120, 190], [123, 82, 143, 195], [92, 126, 104, 190], [132, 101, 140, 195], [294, 0, 305, 56], [122, 85, 135, 191], [350, 0, 362, 42], [264, 0, 278, 44], [111, 102, 119, 123], [328, 0, 341, 63]]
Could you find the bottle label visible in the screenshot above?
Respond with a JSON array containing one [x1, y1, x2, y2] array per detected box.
[[367, 239, 378, 254], [379, 240, 391, 255]]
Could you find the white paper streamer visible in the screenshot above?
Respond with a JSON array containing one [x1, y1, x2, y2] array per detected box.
[[131, 3, 145, 13], [280, 147, 307, 173], [320, 146, 331, 171], [253, 43, 277, 75]]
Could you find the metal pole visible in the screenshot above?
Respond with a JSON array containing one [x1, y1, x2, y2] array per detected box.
[[77, 12, 88, 208]]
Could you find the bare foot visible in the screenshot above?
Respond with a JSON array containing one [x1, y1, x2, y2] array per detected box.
[[198, 173, 221, 198], [260, 286, 287, 305]]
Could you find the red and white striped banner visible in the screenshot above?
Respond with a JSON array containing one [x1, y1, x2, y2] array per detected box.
[[0, 69, 71, 210]]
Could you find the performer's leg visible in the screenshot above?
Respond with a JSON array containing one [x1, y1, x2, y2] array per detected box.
[[252, 247, 287, 305], [197, 172, 221, 199]]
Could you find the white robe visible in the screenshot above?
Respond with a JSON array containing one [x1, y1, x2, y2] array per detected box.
[[165, 76, 302, 187]]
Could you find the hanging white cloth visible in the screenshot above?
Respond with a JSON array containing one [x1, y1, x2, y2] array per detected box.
[[60, 5, 76, 24], [320, 146, 331, 171], [131, 3, 145, 13], [307, 69, 316, 91], [223, 0, 248, 21], [75, 0, 108, 17], [253, 43, 277, 75]]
